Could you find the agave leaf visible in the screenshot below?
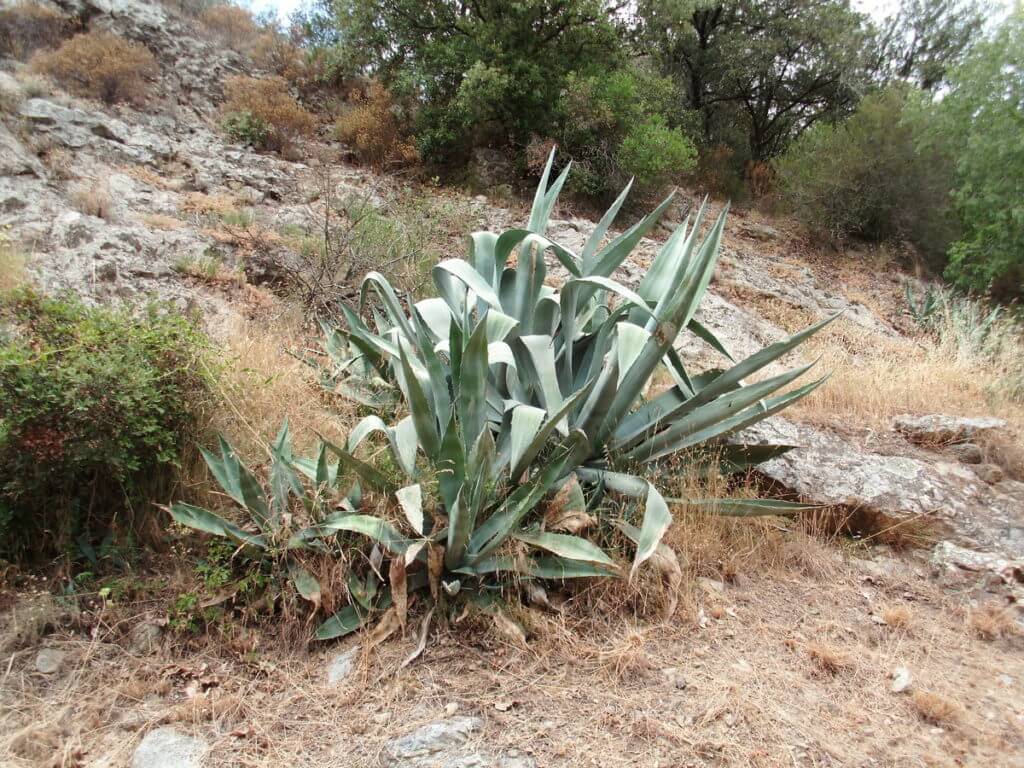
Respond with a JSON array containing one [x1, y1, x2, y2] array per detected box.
[[433, 259, 503, 311], [544, 474, 594, 533], [395, 484, 423, 535], [437, 413, 466, 515], [678, 498, 821, 517], [414, 297, 454, 340], [615, 520, 681, 615], [444, 487, 473, 570], [458, 320, 490, 446], [511, 238, 548, 333], [359, 271, 416, 343], [528, 148, 571, 235], [397, 341, 440, 459], [269, 420, 302, 520], [519, 334, 563, 417], [513, 529, 616, 566], [312, 512, 412, 556], [509, 378, 597, 480], [315, 605, 366, 640], [629, 482, 672, 581], [200, 437, 271, 532], [623, 362, 817, 462], [527, 556, 617, 579], [718, 443, 797, 472], [590, 191, 676, 279], [468, 231, 499, 285], [581, 178, 634, 271], [616, 323, 652, 389], [168, 502, 267, 549], [687, 317, 734, 362], [287, 557, 321, 607], [320, 434, 395, 493]]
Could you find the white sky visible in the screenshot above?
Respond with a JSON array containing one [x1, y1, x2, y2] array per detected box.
[[243, 0, 904, 24]]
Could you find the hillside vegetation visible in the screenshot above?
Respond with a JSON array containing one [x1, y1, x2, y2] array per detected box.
[[0, 1, 1022, 767]]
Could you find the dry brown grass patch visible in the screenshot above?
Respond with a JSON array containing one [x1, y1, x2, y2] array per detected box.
[[221, 75, 315, 156], [806, 642, 852, 675], [180, 192, 239, 217], [70, 182, 114, 220], [0, 236, 27, 294], [0, 3, 70, 60], [142, 213, 185, 230], [124, 164, 172, 189], [969, 603, 1020, 641], [31, 31, 156, 104], [882, 604, 913, 631], [335, 83, 419, 170], [198, 5, 259, 51], [911, 690, 961, 726]]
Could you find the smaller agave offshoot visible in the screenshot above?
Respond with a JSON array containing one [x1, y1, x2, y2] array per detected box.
[[172, 151, 834, 641]]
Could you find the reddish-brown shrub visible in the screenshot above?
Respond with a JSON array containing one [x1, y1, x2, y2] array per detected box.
[[334, 83, 418, 169], [30, 32, 156, 104], [198, 5, 258, 51], [221, 75, 315, 155], [0, 3, 70, 59]]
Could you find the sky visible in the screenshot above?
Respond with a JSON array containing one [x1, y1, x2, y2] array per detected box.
[[242, 0, 905, 25]]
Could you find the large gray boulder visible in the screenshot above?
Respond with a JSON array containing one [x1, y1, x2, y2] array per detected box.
[[738, 417, 1024, 558]]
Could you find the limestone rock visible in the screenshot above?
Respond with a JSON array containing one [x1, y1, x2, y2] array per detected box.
[[35, 647, 65, 674], [0, 125, 45, 178], [131, 728, 207, 768], [737, 417, 1024, 558], [950, 442, 984, 464], [738, 220, 780, 241], [384, 716, 484, 767], [326, 647, 358, 685], [893, 413, 1007, 445]]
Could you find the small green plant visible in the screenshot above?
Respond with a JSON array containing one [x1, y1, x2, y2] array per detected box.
[[905, 282, 941, 327], [0, 289, 212, 561], [222, 110, 271, 149]]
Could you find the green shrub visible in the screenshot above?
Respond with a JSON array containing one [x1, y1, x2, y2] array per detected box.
[[928, 12, 1024, 300], [222, 110, 271, 148], [774, 88, 957, 267], [0, 290, 212, 561], [554, 67, 695, 201]]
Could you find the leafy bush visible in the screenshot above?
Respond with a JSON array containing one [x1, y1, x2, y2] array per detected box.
[[0, 290, 211, 561], [334, 82, 418, 169], [0, 3, 69, 59], [221, 76, 315, 155], [928, 12, 1024, 300], [30, 32, 157, 105], [774, 88, 957, 266], [555, 67, 695, 200], [197, 4, 259, 52], [167, 152, 827, 640]]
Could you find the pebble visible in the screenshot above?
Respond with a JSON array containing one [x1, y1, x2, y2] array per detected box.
[[131, 727, 207, 768], [35, 647, 65, 675], [890, 666, 912, 694]]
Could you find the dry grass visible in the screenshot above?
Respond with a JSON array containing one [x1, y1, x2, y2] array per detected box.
[[0, 2, 69, 60], [142, 213, 186, 230], [197, 4, 259, 52], [70, 182, 114, 220], [30, 31, 156, 105], [0, 235, 27, 293], [221, 75, 315, 156], [208, 317, 356, 460], [806, 641, 852, 675], [180, 192, 239, 218], [335, 82, 418, 170], [124, 164, 173, 190], [969, 602, 1020, 641], [881, 604, 912, 631], [911, 690, 961, 727]]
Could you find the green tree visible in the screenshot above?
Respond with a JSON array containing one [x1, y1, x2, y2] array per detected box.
[[871, 0, 985, 90], [328, 0, 623, 166], [929, 11, 1024, 300], [637, 0, 874, 160]]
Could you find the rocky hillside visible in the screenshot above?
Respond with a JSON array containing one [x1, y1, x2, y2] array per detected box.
[[2, 2, 1023, 766]]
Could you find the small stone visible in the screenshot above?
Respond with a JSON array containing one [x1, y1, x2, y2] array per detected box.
[[674, 676, 689, 690], [130, 622, 162, 654], [890, 666, 912, 694], [35, 647, 65, 674], [444, 702, 459, 716], [372, 712, 389, 725], [131, 727, 207, 768], [697, 577, 725, 594], [893, 413, 1006, 445], [999, 674, 1014, 686], [326, 648, 358, 685], [950, 443, 983, 464]]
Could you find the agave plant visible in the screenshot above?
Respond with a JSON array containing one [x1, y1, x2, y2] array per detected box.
[[306, 151, 835, 638], [169, 421, 331, 607]]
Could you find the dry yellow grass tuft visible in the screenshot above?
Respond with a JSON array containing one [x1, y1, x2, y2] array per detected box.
[[969, 603, 1020, 641], [142, 213, 185, 230], [882, 604, 912, 631], [70, 183, 114, 220], [0, 235, 27, 293], [911, 690, 961, 726], [180, 192, 239, 217], [221, 75, 315, 156], [197, 4, 259, 52], [806, 642, 852, 675]]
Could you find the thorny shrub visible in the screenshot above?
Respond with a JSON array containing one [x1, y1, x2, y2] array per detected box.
[[221, 75, 315, 155], [30, 31, 157, 105], [334, 83, 418, 169], [0, 2, 70, 59], [0, 289, 213, 561]]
